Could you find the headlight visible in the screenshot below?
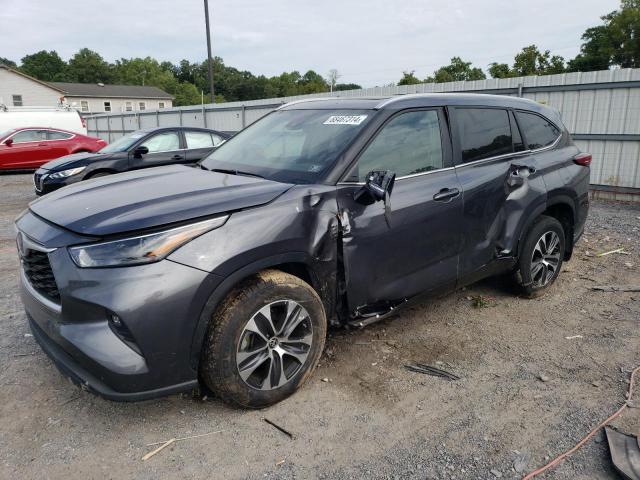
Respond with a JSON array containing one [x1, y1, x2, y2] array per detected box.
[[68, 216, 228, 268], [48, 166, 86, 179]]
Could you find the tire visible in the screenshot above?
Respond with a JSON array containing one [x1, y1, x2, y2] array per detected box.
[[516, 215, 566, 298], [201, 269, 327, 408]]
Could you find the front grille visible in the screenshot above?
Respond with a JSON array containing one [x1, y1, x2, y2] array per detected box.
[[33, 173, 43, 191], [22, 249, 60, 302]]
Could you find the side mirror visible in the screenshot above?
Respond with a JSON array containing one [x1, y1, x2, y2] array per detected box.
[[133, 145, 149, 157], [355, 170, 396, 203], [4, 138, 13, 147]]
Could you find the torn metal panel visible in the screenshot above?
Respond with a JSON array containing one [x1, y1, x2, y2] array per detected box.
[[605, 426, 640, 480]]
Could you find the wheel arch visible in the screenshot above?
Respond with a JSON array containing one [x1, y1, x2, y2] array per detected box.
[[85, 168, 118, 179], [517, 195, 576, 261], [189, 253, 332, 370]]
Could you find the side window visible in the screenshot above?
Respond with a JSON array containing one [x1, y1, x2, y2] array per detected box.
[[12, 130, 47, 143], [48, 130, 73, 140], [515, 111, 560, 150], [211, 133, 224, 146], [140, 131, 180, 153], [356, 110, 443, 181], [454, 108, 512, 163], [185, 131, 214, 149]]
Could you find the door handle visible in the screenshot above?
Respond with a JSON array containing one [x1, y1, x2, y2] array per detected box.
[[433, 187, 460, 202], [171, 155, 183, 160], [511, 165, 536, 177]]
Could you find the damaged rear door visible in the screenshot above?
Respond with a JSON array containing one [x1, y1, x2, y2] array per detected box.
[[337, 108, 464, 315], [450, 107, 547, 281]]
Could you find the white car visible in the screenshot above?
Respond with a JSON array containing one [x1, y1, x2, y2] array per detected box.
[[0, 106, 87, 135]]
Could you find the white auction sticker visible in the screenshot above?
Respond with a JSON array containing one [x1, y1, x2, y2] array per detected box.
[[323, 115, 368, 125]]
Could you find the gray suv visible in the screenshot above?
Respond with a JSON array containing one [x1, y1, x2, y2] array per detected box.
[[15, 94, 590, 408]]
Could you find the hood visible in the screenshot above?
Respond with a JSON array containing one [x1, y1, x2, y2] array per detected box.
[[29, 165, 293, 236], [40, 152, 116, 171]]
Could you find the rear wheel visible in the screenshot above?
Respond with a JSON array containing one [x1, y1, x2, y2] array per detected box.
[[516, 215, 565, 298], [201, 270, 326, 408]]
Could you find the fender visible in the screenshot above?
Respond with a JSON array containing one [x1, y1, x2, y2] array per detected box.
[[187, 252, 333, 370], [515, 193, 576, 259]]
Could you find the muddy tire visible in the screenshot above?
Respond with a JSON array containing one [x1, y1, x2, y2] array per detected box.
[[516, 215, 565, 298], [200, 270, 326, 408]]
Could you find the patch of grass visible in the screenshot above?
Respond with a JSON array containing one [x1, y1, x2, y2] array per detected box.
[[471, 295, 491, 308]]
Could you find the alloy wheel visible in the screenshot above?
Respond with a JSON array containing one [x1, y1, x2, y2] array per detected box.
[[530, 230, 561, 288], [236, 300, 313, 390]]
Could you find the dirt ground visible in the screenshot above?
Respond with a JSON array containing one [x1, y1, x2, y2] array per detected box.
[[0, 173, 638, 480]]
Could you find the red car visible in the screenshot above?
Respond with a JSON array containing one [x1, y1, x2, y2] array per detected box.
[[0, 127, 107, 170]]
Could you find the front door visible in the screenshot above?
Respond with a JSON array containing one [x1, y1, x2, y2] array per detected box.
[[130, 130, 184, 168], [0, 129, 50, 169], [336, 108, 464, 314]]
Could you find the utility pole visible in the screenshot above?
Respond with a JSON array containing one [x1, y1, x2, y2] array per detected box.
[[204, 0, 215, 102]]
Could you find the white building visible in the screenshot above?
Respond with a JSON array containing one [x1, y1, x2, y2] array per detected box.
[[0, 64, 173, 114]]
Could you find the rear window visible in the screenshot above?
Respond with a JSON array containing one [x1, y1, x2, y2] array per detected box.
[[454, 108, 512, 163], [48, 130, 73, 140], [515, 111, 560, 150], [185, 131, 214, 149]]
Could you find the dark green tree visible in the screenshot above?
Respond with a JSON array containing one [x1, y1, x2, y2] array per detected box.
[[0, 57, 17, 68], [568, 26, 613, 71], [568, 0, 640, 71], [67, 48, 113, 83], [426, 57, 486, 83], [489, 45, 565, 78], [488, 62, 513, 79], [335, 83, 362, 91], [511, 45, 565, 76], [20, 50, 68, 81], [398, 70, 421, 85]]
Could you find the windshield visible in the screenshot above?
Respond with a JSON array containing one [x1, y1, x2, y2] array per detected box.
[[201, 109, 372, 184], [0, 129, 15, 141], [99, 131, 146, 153]]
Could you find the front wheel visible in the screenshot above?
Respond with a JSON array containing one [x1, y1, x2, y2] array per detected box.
[[200, 270, 326, 408], [516, 215, 565, 298]]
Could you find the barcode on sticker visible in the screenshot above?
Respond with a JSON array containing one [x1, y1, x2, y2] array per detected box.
[[323, 115, 368, 125]]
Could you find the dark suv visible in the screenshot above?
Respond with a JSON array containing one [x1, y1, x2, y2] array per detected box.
[[33, 127, 230, 194], [15, 94, 590, 408]]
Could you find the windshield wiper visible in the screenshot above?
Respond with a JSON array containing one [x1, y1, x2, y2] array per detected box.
[[208, 167, 264, 179]]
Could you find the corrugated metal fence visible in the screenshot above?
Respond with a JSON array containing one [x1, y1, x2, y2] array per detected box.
[[86, 68, 640, 197]]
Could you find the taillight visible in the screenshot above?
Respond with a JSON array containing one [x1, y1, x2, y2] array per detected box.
[[573, 153, 592, 166]]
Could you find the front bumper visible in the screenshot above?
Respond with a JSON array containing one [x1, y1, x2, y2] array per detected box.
[[33, 168, 81, 195], [28, 315, 197, 401], [17, 212, 223, 401]]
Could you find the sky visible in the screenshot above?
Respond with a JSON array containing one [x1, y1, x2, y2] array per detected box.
[[0, 0, 620, 87]]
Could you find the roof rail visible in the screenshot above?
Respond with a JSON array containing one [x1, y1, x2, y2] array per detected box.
[[275, 97, 338, 110], [374, 93, 437, 109]]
